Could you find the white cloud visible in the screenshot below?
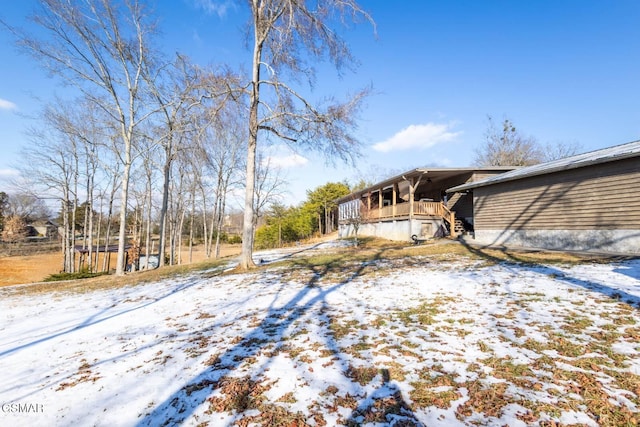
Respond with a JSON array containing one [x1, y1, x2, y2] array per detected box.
[[264, 153, 309, 169], [372, 122, 462, 153], [0, 168, 18, 176], [0, 169, 19, 184], [190, 0, 236, 17], [0, 98, 17, 111]]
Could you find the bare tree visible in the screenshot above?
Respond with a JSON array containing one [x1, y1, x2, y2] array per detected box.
[[5, 192, 51, 223], [99, 157, 122, 273], [6, 0, 159, 275], [190, 98, 246, 259], [541, 140, 584, 162], [210, 117, 245, 260], [253, 153, 287, 237], [237, 0, 375, 269], [0, 192, 9, 233], [142, 55, 198, 268], [134, 130, 160, 270], [474, 116, 543, 167], [1, 215, 29, 243], [19, 104, 81, 272]]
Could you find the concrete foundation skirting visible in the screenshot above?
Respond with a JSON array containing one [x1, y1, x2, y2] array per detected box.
[[472, 229, 640, 255], [339, 218, 447, 242]]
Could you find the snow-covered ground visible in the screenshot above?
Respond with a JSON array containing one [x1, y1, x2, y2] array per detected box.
[[1, 241, 639, 426]]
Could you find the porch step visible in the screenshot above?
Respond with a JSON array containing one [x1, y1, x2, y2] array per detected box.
[[454, 219, 468, 234]]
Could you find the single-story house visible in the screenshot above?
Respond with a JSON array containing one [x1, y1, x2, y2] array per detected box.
[[336, 167, 515, 242], [447, 140, 640, 255], [28, 220, 58, 239]]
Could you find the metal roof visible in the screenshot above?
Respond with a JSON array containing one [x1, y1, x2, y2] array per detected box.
[[335, 167, 515, 203], [447, 139, 640, 193]]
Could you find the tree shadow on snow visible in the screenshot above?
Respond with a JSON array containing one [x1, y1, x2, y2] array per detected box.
[[135, 247, 423, 426], [0, 276, 212, 358], [459, 240, 640, 309]]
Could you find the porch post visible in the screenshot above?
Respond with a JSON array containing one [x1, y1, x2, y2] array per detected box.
[[392, 183, 397, 217], [450, 210, 457, 238], [409, 178, 415, 219], [409, 177, 415, 240], [378, 188, 382, 217]]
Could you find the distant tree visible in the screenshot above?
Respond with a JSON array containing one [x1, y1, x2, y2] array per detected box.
[[237, 0, 375, 270], [350, 179, 373, 192], [7, 192, 51, 223], [0, 192, 9, 232], [2, 215, 29, 243], [7, 0, 160, 276], [253, 154, 288, 232], [541, 141, 584, 162], [306, 182, 351, 235], [474, 116, 543, 166], [254, 203, 314, 249], [268, 201, 288, 248]]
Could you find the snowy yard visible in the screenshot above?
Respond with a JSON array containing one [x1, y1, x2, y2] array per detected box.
[[1, 240, 639, 426]]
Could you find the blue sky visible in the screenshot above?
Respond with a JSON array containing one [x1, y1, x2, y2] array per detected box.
[[1, 0, 639, 206]]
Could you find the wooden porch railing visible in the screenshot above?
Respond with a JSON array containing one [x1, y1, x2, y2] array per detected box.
[[360, 201, 457, 237], [362, 201, 444, 220]]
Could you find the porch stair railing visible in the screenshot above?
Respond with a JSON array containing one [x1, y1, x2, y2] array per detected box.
[[361, 201, 457, 237]]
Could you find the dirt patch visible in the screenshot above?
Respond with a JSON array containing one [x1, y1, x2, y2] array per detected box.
[[0, 253, 62, 286], [0, 244, 241, 287]]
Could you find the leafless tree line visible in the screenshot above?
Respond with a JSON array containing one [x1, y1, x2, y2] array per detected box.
[[3, 0, 375, 273]]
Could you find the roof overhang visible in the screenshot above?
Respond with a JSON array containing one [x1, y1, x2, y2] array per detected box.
[[335, 167, 515, 203], [447, 140, 640, 193]]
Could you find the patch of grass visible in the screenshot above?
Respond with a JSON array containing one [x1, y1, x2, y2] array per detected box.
[[589, 330, 622, 345], [276, 392, 297, 404], [334, 393, 359, 410], [396, 298, 447, 326], [477, 340, 491, 353], [382, 362, 407, 382], [409, 383, 461, 410], [548, 334, 587, 358], [206, 376, 269, 413], [346, 390, 415, 426], [522, 338, 547, 353], [44, 270, 109, 282], [328, 318, 363, 340], [455, 381, 512, 419], [3, 256, 231, 296], [344, 339, 374, 359], [346, 365, 379, 386], [562, 314, 594, 334], [55, 359, 101, 391], [480, 356, 533, 379]]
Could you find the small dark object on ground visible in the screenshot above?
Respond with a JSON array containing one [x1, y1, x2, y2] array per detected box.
[[411, 235, 428, 245]]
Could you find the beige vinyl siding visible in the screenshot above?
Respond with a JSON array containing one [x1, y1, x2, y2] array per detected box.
[[440, 173, 472, 217], [474, 157, 640, 230], [447, 171, 506, 219]]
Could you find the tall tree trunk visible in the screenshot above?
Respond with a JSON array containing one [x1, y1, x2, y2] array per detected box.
[[188, 194, 195, 264], [240, 33, 262, 270], [102, 176, 117, 273], [94, 196, 102, 272], [157, 149, 171, 268], [144, 188, 152, 270], [87, 176, 94, 272], [201, 191, 210, 258], [115, 152, 132, 276], [208, 190, 217, 258]]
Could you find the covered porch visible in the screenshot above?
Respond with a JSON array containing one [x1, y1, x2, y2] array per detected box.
[[337, 167, 515, 242], [360, 200, 456, 236]]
